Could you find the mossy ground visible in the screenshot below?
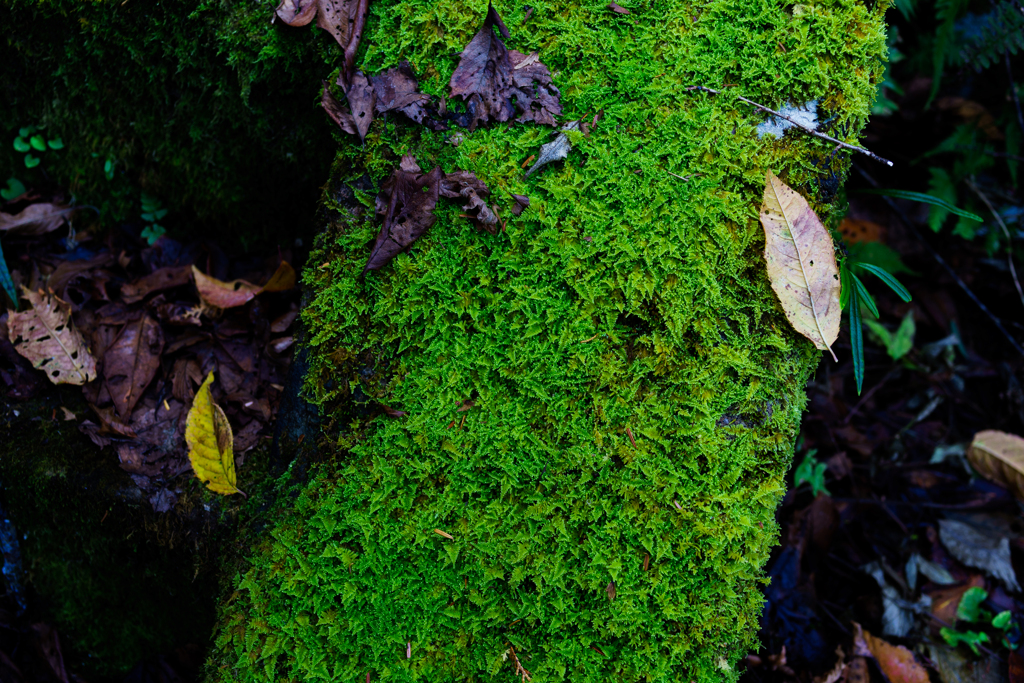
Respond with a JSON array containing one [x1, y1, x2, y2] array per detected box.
[[208, 0, 887, 681], [0, 389, 301, 681], [1, 0, 340, 244]]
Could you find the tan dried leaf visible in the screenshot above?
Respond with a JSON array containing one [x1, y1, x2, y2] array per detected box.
[[7, 288, 97, 385], [0, 203, 73, 235], [760, 171, 841, 360], [853, 623, 929, 683], [967, 430, 1024, 501]]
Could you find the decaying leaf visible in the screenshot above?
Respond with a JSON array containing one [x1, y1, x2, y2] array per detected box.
[[967, 430, 1024, 502], [929, 643, 1005, 683], [0, 203, 73, 235], [364, 154, 442, 273], [192, 267, 262, 309], [853, 624, 929, 683], [526, 120, 579, 176], [7, 287, 97, 385], [927, 575, 985, 624], [261, 261, 297, 292], [449, 4, 560, 130], [121, 266, 192, 305], [103, 313, 164, 419], [939, 518, 1021, 591], [608, 2, 631, 13], [440, 171, 499, 233], [322, 80, 358, 135], [276, 0, 368, 84], [273, 0, 316, 25], [508, 192, 530, 216], [343, 71, 376, 142], [508, 49, 561, 126], [185, 372, 241, 495], [192, 261, 294, 309], [371, 61, 436, 126], [760, 171, 841, 360]]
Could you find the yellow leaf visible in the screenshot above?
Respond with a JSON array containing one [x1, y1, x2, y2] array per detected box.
[[967, 430, 1024, 502], [185, 372, 242, 495], [760, 171, 841, 360], [7, 287, 97, 385]]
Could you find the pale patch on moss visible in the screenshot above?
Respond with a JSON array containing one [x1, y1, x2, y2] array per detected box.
[[209, 0, 886, 681]]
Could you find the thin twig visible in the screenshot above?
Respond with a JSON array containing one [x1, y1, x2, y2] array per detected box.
[[965, 177, 1024, 310], [842, 367, 899, 425], [686, 85, 894, 167], [507, 645, 531, 682], [855, 165, 1024, 356]]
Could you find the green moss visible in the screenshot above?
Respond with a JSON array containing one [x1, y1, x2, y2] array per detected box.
[[209, 0, 887, 681], [1, 0, 339, 242]]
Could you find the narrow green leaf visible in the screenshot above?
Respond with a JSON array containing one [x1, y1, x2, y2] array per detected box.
[[856, 263, 912, 302], [858, 188, 982, 222], [29, 135, 46, 152], [850, 287, 864, 394], [851, 272, 879, 318], [0, 240, 19, 311]]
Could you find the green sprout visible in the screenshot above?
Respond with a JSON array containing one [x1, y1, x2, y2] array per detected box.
[[940, 587, 1017, 653], [794, 449, 830, 496]]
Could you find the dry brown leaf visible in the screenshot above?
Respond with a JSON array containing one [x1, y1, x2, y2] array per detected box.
[[103, 313, 164, 420], [853, 623, 928, 683], [192, 267, 262, 309], [0, 203, 73, 235], [927, 575, 985, 624], [274, 0, 317, 25], [760, 171, 841, 360], [7, 288, 97, 385], [261, 261, 297, 292], [967, 430, 1024, 501]]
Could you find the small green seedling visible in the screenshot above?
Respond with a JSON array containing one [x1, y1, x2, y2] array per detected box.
[[12, 125, 64, 169], [864, 310, 915, 361], [794, 449, 830, 496], [940, 586, 1017, 654], [1, 178, 26, 202], [139, 193, 168, 245]]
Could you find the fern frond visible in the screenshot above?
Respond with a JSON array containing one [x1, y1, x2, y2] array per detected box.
[[955, 1, 1024, 71]]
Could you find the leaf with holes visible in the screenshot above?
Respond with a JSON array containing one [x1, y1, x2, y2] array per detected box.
[[7, 287, 97, 385], [364, 154, 442, 273], [760, 171, 841, 360], [185, 372, 241, 495]]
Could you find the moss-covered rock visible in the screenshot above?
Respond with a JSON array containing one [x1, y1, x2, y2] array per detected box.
[[200, 0, 887, 680], [1, 0, 339, 241]]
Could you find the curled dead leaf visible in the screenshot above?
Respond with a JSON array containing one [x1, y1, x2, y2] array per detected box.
[[7, 288, 97, 385], [967, 430, 1024, 502], [760, 171, 841, 360], [185, 372, 241, 495]]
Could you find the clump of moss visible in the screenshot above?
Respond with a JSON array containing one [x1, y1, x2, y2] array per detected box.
[[1, 0, 339, 242], [209, 0, 887, 681]]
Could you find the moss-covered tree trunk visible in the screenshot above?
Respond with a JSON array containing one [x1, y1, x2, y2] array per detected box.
[[207, 0, 886, 680]]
